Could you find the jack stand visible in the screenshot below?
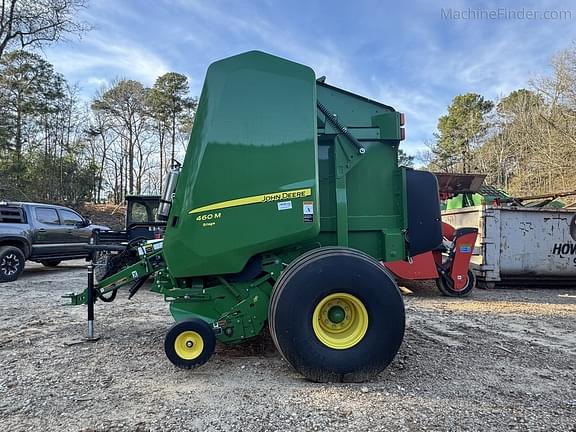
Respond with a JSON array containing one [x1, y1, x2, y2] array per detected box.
[[86, 263, 101, 342]]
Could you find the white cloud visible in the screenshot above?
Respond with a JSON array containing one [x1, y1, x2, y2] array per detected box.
[[48, 36, 170, 85], [373, 82, 444, 154], [166, 0, 368, 95], [86, 76, 109, 88]]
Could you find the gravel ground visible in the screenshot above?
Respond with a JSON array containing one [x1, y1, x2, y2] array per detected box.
[[1, 261, 575, 431]]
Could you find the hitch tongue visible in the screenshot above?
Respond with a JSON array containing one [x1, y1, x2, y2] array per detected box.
[[63, 289, 89, 306]]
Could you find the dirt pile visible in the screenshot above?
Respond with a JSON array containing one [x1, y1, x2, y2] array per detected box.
[[74, 203, 126, 230]]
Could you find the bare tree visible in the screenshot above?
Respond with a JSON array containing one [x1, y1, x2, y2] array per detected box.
[[0, 0, 90, 59], [86, 109, 119, 202], [427, 44, 576, 197], [92, 79, 150, 196], [147, 73, 196, 187]]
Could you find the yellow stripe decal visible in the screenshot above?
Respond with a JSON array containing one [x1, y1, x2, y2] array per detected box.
[[189, 188, 312, 214]]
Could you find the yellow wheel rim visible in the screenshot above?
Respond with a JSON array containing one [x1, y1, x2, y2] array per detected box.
[[312, 293, 369, 349], [174, 330, 204, 360]]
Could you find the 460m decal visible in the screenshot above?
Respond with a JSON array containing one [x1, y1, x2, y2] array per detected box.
[[189, 188, 312, 214]]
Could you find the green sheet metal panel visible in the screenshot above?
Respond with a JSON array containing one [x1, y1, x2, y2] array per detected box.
[[164, 51, 319, 277], [315, 83, 407, 261]]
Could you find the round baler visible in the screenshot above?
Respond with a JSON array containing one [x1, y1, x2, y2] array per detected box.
[[67, 51, 444, 382]]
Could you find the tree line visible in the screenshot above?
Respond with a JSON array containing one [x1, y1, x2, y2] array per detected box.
[[425, 45, 576, 196], [1, 0, 575, 203], [0, 0, 197, 204], [0, 50, 196, 203]]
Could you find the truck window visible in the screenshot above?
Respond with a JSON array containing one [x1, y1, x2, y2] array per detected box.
[[0, 206, 25, 223], [36, 208, 60, 225], [59, 209, 84, 226]]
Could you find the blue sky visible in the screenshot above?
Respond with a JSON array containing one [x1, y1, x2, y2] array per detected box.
[[44, 0, 576, 157]]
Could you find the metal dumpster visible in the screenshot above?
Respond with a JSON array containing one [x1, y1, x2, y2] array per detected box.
[[442, 205, 576, 287]]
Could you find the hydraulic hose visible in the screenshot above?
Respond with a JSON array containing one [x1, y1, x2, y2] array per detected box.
[[97, 288, 117, 303]]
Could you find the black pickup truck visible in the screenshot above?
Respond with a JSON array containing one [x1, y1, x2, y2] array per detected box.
[[0, 201, 109, 282]]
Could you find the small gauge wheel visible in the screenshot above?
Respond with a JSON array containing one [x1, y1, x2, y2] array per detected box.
[[164, 318, 216, 369], [436, 270, 476, 297]]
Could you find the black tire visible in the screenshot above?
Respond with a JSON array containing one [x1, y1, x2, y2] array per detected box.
[[41, 260, 61, 268], [164, 318, 216, 369], [93, 251, 111, 282], [436, 269, 476, 297], [0, 246, 26, 283], [268, 246, 405, 383], [94, 249, 138, 282]]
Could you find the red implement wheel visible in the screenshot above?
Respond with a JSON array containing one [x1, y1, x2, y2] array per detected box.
[[436, 269, 476, 297]]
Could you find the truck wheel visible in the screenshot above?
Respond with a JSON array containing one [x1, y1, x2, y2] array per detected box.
[[164, 318, 216, 369], [436, 269, 476, 297], [0, 246, 26, 283], [269, 247, 405, 383], [41, 260, 61, 268]]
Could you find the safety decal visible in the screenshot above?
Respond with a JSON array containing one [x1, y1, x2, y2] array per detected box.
[[303, 201, 314, 223], [459, 244, 472, 253]]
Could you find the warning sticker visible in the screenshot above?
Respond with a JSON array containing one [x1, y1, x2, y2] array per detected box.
[[277, 201, 292, 211], [303, 201, 314, 223]]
